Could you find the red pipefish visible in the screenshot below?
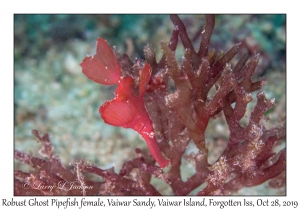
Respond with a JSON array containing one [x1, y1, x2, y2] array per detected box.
[[81, 38, 170, 168]]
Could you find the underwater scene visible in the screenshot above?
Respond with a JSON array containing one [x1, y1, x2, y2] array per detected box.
[[14, 14, 286, 195]]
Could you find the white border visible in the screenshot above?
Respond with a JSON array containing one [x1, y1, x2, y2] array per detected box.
[[1, 1, 298, 209]]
